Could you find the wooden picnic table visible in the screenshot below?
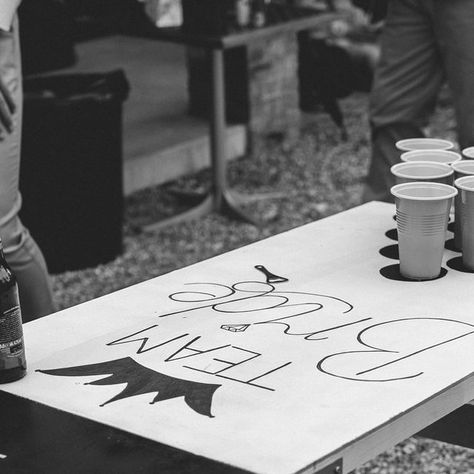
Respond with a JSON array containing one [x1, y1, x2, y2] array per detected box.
[[1, 201, 474, 473]]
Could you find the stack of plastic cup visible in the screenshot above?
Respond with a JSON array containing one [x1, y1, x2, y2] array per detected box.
[[395, 138, 454, 152], [391, 182, 457, 280], [391, 161, 453, 185], [400, 149, 461, 166], [454, 176, 474, 270], [451, 161, 474, 250]]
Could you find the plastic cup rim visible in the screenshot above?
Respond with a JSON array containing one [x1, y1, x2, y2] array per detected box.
[[395, 138, 454, 151], [461, 146, 474, 159], [400, 149, 461, 163], [451, 160, 474, 174], [390, 161, 453, 180], [391, 181, 458, 201], [455, 175, 474, 192]]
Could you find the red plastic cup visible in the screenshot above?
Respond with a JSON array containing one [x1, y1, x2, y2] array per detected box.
[[391, 161, 453, 185], [451, 161, 474, 250], [461, 146, 474, 160], [454, 176, 474, 270], [395, 138, 454, 152], [400, 149, 461, 165], [391, 182, 457, 280]]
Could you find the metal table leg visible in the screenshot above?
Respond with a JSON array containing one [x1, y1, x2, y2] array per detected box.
[[144, 48, 257, 232], [209, 49, 257, 225]]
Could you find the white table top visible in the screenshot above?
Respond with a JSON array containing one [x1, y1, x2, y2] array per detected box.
[[3, 202, 474, 474]]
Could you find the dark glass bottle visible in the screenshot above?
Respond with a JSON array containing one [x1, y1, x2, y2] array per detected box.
[[0, 238, 26, 383]]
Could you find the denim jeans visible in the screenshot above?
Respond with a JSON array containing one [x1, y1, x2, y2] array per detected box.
[[363, 0, 474, 202], [0, 17, 55, 322]]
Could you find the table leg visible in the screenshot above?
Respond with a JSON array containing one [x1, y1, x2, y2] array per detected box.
[[209, 48, 258, 225], [210, 47, 226, 210], [143, 47, 258, 233], [416, 403, 474, 449]]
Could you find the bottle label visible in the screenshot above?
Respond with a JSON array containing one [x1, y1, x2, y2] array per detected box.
[[0, 285, 25, 370]]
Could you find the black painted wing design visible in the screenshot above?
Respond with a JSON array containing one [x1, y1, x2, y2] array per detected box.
[[37, 357, 221, 417]]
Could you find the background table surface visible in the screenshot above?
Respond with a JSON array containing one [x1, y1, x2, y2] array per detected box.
[[2, 202, 474, 474], [137, 6, 339, 48]]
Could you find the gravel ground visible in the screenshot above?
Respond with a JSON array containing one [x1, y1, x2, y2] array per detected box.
[[51, 92, 473, 473]]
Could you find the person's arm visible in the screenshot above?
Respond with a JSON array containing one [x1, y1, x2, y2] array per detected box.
[[0, 0, 21, 138], [0, 0, 21, 31]]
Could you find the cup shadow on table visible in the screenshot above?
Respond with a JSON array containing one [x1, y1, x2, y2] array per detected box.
[[379, 264, 448, 281], [379, 244, 398, 260], [385, 228, 398, 241], [446, 256, 474, 273], [445, 238, 459, 252]]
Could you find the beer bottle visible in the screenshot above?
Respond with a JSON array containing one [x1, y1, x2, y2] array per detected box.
[[0, 238, 26, 383]]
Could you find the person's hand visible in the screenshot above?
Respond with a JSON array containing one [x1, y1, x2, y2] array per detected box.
[[332, 0, 370, 28], [294, 0, 328, 10], [139, 0, 182, 27], [0, 75, 15, 140], [139, 0, 158, 24]]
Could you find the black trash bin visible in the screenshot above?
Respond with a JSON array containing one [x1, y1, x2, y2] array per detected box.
[[19, 70, 130, 274]]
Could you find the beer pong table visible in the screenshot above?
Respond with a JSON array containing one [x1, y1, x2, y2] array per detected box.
[[1, 201, 474, 473]]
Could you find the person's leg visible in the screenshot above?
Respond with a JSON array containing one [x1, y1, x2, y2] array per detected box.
[[434, 0, 474, 150], [0, 18, 55, 322], [362, 0, 444, 202]]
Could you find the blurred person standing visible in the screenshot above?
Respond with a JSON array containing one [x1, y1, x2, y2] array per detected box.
[[0, 1, 55, 321], [362, 0, 474, 202]]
